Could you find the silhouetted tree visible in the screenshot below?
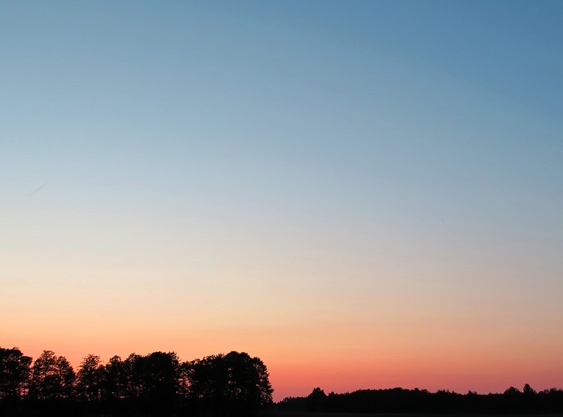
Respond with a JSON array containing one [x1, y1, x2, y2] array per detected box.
[[249, 353, 274, 409], [76, 354, 103, 401], [523, 383, 536, 395], [187, 354, 228, 416], [187, 351, 273, 417], [224, 351, 273, 415], [522, 383, 537, 411], [0, 347, 32, 399], [306, 387, 327, 412], [123, 353, 141, 399], [101, 355, 128, 401], [28, 350, 75, 400], [177, 360, 190, 399], [130, 351, 180, 416], [504, 386, 521, 396]]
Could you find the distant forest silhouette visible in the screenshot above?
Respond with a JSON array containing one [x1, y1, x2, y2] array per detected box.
[[276, 385, 563, 414], [0, 347, 272, 417]]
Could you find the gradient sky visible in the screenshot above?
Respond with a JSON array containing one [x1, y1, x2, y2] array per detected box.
[[2, 0, 563, 401]]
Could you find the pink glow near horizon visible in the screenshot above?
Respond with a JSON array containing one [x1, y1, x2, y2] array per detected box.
[[11, 328, 563, 403]]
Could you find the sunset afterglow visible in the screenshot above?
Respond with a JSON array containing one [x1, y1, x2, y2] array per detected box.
[[2, 1, 563, 402]]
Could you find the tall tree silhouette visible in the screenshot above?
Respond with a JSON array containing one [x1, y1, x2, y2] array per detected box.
[[28, 350, 75, 400], [0, 347, 32, 399], [187, 351, 273, 417], [101, 355, 128, 401], [76, 354, 103, 401], [224, 351, 273, 414], [130, 351, 180, 415], [122, 353, 141, 399], [187, 354, 227, 416]]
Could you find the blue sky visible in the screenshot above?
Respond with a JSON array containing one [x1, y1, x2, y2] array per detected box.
[[2, 0, 563, 399]]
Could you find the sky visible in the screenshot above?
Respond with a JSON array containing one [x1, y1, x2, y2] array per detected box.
[[1, 0, 563, 401]]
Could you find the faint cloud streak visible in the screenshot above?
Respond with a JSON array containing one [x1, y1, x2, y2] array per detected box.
[[28, 183, 48, 196]]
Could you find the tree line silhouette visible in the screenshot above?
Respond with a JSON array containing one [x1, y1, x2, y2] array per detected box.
[[4, 345, 563, 416], [0, 346, 273, 417], [276, 385, 563, 414]]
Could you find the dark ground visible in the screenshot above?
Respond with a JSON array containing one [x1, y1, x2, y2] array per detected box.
[[267, 413, 563, 417]]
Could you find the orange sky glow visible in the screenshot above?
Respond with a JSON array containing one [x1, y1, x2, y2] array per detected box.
[[2, 0, 563, 404]]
